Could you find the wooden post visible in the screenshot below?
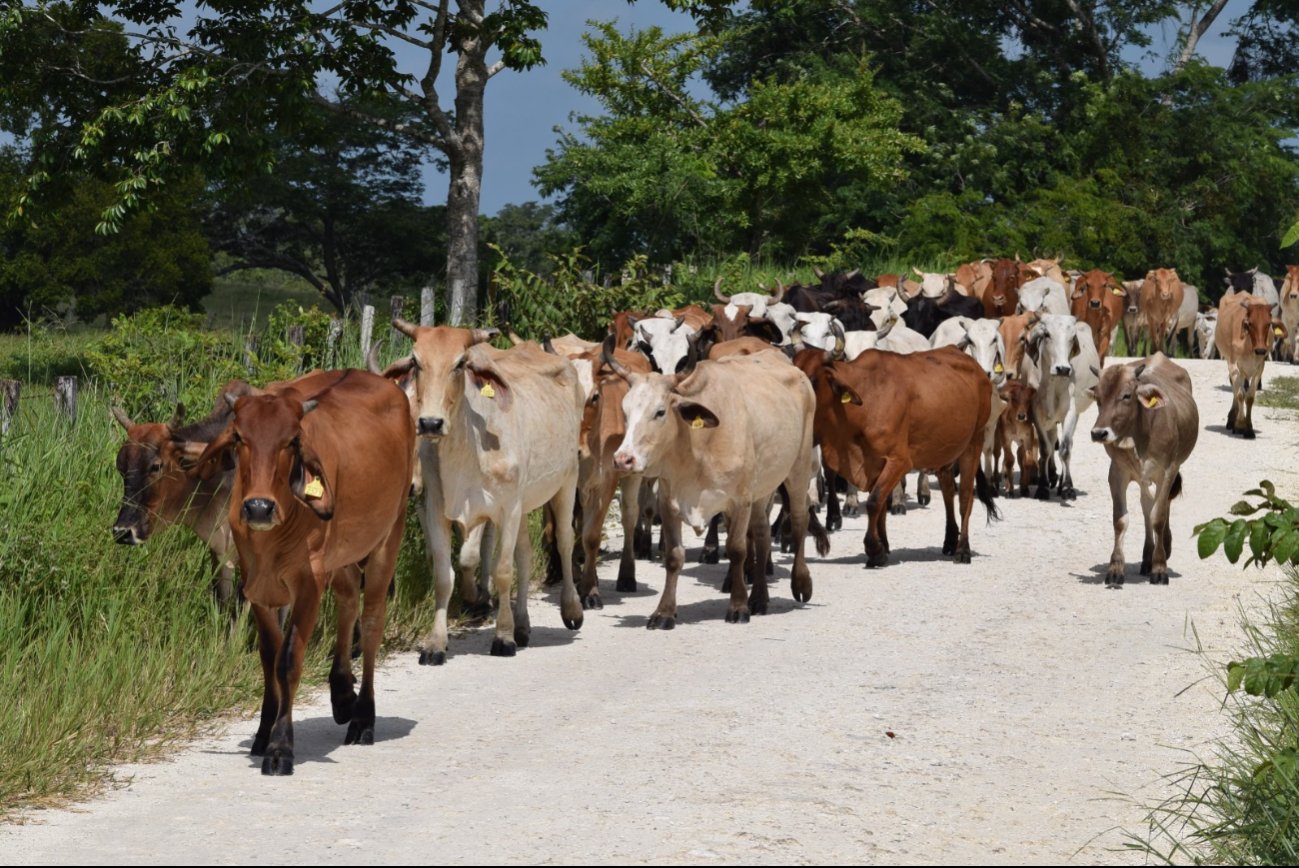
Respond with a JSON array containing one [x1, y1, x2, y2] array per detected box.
[[360, 304, 375, 362], [287, 324, 305, 347], [243, 335, 258, 373], [55, 376, 77, 423], [326, 318, 344, 367], [420, 285, 436, 326], [390, 295, 407, 346], [0, 379, 19, 434]]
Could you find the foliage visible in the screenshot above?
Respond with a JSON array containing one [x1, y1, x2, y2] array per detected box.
[[483, 202, 575, 277], [489, 244, 682, 340], [1195, 481, 1299, 570]]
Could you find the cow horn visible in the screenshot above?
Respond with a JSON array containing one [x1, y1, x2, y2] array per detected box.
[[845, 269, 860, 280], [770, 280, 786, 302], [912, 266, 924, 277], [110, 406, 134, 430], [366, 339, 384, 374], [830, 320, 846, 360], [600, 335, 632, 381], [301, 399, 319, 415], [790, 322, 805, 349], [167, 403, 185, 431], [224, 392, 240, 410], [1089, 365, 1100, 378], [542, 335, 558, 354], [674, 334, 701, 384], [1133, 363, 1147, 380], [392, 317, 419, 339], [507, 330, 525, 346], [813, 266, 826, 280], [713, 277, 730, 303], [470, 328, 500, 345], [672, 315, 686, 332]]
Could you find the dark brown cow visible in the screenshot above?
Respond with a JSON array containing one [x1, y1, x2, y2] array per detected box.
[[994, 380, 1038, 498], [793, 344, 998, 566], [195, 370, 414, 775], [1069, 269, 1125, 361], [983, 258, 1026, 318]]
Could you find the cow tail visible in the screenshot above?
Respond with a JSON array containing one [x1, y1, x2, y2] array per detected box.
[[1171, 472, 1183, 500], [976, 467, 1002, 523], [808, 507, 831, 557]]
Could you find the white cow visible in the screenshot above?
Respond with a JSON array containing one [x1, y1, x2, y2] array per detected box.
[[1025, 314, 1100, 500], [1194, 309, 1219, 360], [633, 315, 697, 375], [931, 317, 1009, 481], [1016, 277, 1071, 316]]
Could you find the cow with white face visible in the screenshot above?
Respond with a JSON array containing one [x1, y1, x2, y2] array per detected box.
[[632, 314, 698, 374], [1016, 277, 1071, 316], [1024, 314, 1099, 500], [931, 317, 1009, 482], [607, 345, 818, 627], [1194, 309, 1218, 360]]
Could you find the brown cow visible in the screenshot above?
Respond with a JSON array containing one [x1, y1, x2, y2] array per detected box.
[[195, 369, 414, 774], [1090, 354, 1198, 586], [1279, 265, 1299, 363], [1215, 292, 1288, 438], [1138, 268, 1185, 356], [793, 343, 999, 566], [995, 380, 1038, 498], [955, 260, 993, 300], [983, 258, 1026, 318], [1068, 269, 1125, 361], [997, 311, 1041, 381]]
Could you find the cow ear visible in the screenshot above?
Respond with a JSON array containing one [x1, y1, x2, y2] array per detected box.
[[467, 362, 513, 410], [1273, 320, 1289, 339], [1136, 383, 1166, 410], [290, 440, 334, 519], [675, 401, 719, 430], [190, 425, 237, 480], [830, 380, 863, 406]]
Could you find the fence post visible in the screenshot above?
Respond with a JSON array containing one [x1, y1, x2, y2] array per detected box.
[[55, 376, 77, 424], [360, 304, 375, 362], [326, 318, 344, 368], [420, 285, 436, 327], [0, 379, 19, 434], [390, 295, 407, 347], [243, 335, 258, 374], [287, 324, 305, 347]]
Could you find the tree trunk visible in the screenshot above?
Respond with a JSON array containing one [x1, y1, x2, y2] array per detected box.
[[445, 3, 489, 327]]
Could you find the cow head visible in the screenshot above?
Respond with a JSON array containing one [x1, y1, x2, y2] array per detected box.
[[997, 380, 1037, 423], [1239, 299, 1285, 356], [381, 321, 500, 440], [112, 403, 195, 544], [1224, 268, 1256, 296], [631, 315, 697, 374], [1090, 358, 1169, 446], [1071, 269, 1122, 311], [1027, 314, 1080, 377], [197, 392, 334, 530], [956, 319, 1008, 383], [1144, 268, 1182, 302], [605, 336, 711, 474], [1283, 265, 1299, 304]]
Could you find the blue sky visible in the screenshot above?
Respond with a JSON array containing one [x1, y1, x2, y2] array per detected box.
[[439, 1, 1250, 215]]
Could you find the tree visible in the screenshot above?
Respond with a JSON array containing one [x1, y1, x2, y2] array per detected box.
[[205, 96, 447, 314]]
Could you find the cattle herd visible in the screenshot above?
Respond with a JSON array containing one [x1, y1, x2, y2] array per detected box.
[[108, 258, 1295, 776]]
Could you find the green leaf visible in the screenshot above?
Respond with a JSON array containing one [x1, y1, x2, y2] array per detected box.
[[1227, 661, 1246, 693], [1230, 499, 1264, 516], [1224, 518, 1248, 564], [1197, 519, 1228, 559], [1249, 521, 1270, 564], [1244, 657, 1270, 695], [1282, 220, 1299, 249], [1276, 529, 1299, 566]]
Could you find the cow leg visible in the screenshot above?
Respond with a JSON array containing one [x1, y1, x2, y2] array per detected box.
[[262, 573, 321, 776], [1107, 462, 1131, 586], [938, 468, 959, 555], [416, 490, 457, 666], [865, 458, 908, 567], [1147, 471, 1176, 585], [701, 514, 722, 565], [1243, 376, 1259, 439], [489, 508, 525, 656], [724, 504, 754, 623], [249, 602, 283, 757], [1035, 424, 1058, 501], [954, 449, 979, 564], [1057, 404, 1079, 499], [747, 499, 775, 615], [347, 513, 403, 747], [845, 482, 861, 517], [328, 565, 361, 726], [1020, 438, 1037, 499], [917, 471, 932, 506], [616, 476, 641, 592], [578, 481, 609, 609], [550, 476, 585, 631], [1138, 478, 1158, 577], [648, 500, 683, 630], [824, 466, 842, 532], [888, 481, 907, 516]]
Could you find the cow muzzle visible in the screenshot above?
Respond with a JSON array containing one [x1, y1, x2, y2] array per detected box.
[[613, 451, 640, 473], [417, 416, 446, 438], [1088, 299, 1101, 310], [241, 498, 277, 529], [1052, 365, 1072, 377], [1255, 347, 1268, 356], [112, 525, 142, 545], [1091, 428, 1112, 443]]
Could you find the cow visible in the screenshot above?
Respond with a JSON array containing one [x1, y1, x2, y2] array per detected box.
[[1169, 284, 1200, 357], [1090, 354, 1198, 586], [1138, 268, 1185, 356], [1279, 265, 1299, 363], [1024, 257, 1068, 286], [110, 394, 243, 610], [1068, 269, 1125, 361], [704, 303, 783, 347], [983, 258, 1026, 318], [955, 259, 993, 300], [1024, 314, 1100, 500], [576, 342, 656, 608], [901, 282, 984, 338], [1121, 280, 1146, 355], [1214, 292, 1288, 438], [793, 342, 998, 567], [930, 317, 1009, 488], [862, 286, 909, 330], [995, 380, 1038, 498], [1016, 276, 1071, 317], [386, 324, 586, 661], [1225, 267, 1280, 312], [713, 277, 785, 317], [193, 369, 414, 774], [909, 268, 970, 297], [633, 314, 697, 374], [997, 311, 1042, 381], [1193, 309, 1219, 360], [604, 345, 819, 627]]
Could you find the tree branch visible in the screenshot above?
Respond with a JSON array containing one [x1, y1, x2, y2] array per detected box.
[[340, 17, 434, 50], [1060, 0, 1109, 79], [486, 59, 507, 78], [638, 61, 709, 128], [311, 92, 447, 152], [417, 0, 456, 149], [1173, 0, 1231, 72]]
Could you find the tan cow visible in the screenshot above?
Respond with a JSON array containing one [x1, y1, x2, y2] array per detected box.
[[386, 322, 586, 661], [1089, 354, 1198, 586], [1214, 292, 1288, 439], [1068, 269, 1125, 361], [606, 347, 819, 627], [996, 380, 1038, 498], [955, 260, 993, 300], [1279, 265, 1299, 363], [997, 311, 1042, 381], [1138, 268, 1185, 356]]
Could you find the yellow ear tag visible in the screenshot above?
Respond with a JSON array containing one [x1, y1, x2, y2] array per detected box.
[[1144, 395, 1160, 409], [1111, 287, 1124, 296], [1276, 327, 1285, 336], [994, 363, 1004, 374], [303, 477, 324, 498], [840, 391, 853, 403], [691, 416, 705, 429], [480, 382, 496, 399]]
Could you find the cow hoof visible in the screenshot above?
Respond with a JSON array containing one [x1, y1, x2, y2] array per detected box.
[[250, 733, 269, 757], [888, 503, 906, 516], [866, 552, 889, 568], [1139, 559, 1152, 576], [1150, 573, 1169, 585], [490, 638, 517, 657], [955, 550, 971, 564], [1243, 429, 1256, 440], [344, 721, 374, 746], [515, 628, 532, 647], [582, 593, 603, 610], [647, 614, 676, 631], [562, 613, 583, 630], [261, 751, 294, 776], [418, 648, 447, 666], [826, 516, 842, 532], [749, 599, 768, 616], [615, 576, 637, 593], [1035, 488, 1050, 501], [725, 608, 751, 624], [918, 494, 931, 506], [1060, 486, 1076, 499]]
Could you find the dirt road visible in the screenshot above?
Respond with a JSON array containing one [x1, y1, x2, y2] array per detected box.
[[4, 358, 1297, 864]]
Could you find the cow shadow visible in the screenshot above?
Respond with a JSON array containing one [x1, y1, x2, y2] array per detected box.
[[234, 715, 417, 768], [608, 593, 806, 629], [1075, 563, 1183, 587], [451, 621, 580, 655], [1206, 424, 1257, 438]]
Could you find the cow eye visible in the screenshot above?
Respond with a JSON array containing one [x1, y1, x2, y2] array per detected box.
[[149, 461, 162, 474], [1121, 392, 1132, 402], [654, 408, 666, 419], [232, 431, 242, 444]]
